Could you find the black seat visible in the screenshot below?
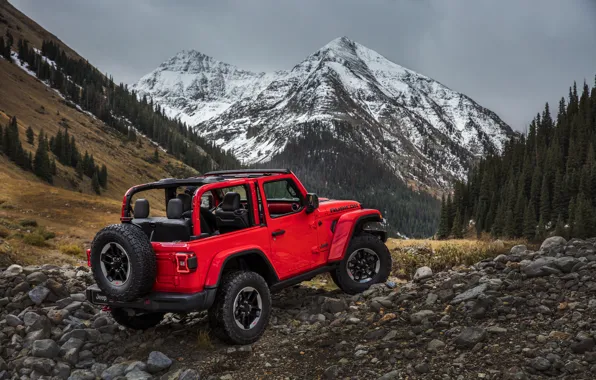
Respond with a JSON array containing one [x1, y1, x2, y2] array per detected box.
[[215, 192, 249, 233], [177, 193, 192, 218], [152, 198, 192, 242], [131, 199, 154, 238]]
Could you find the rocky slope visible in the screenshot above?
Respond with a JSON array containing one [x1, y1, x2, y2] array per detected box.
[[2, 236, 596, 379], [134, 37, 515, 189]]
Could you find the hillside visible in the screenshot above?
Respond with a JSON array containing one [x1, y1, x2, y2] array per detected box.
[[0, 0, 236, 264]]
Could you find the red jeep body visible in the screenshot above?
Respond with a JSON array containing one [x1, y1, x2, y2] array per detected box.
[[86, 169, 387, 313]]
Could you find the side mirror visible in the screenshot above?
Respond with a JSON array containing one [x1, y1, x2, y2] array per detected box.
[[306, 193, 319, 214]]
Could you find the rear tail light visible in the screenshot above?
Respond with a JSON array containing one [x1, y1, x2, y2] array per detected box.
[[86, 249, 91, 267], [175, 252, 197, 273]]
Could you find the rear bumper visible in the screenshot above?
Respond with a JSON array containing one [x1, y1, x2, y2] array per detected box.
[[85, 284, 217, 313]]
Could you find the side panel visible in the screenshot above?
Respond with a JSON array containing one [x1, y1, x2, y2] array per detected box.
[[327, 209, 382, 262]]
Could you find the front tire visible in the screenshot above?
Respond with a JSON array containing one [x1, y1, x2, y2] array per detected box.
[[331, 234, 391, 295], [208, 271, 271, 345], [110, 308, 164, 330]]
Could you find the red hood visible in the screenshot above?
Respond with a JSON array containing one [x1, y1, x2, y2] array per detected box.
[[317, 199, 361, 217]]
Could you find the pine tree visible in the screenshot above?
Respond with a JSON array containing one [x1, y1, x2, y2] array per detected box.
[[34, 131, 53, 184], [504, 209, 515, 238], [153, 148, 160, 163], [437, 195, 449, 239], [554, 214, 566, 238], [26, 126, 34, 145], [539, 175, 551, 225], [491, 202, 505, 238], [451, 208, 463, 238], [91, 171, 101, 195], [99, 164, 108, 188], [523, 204, 536, 240], [75, 160, 83, 178]]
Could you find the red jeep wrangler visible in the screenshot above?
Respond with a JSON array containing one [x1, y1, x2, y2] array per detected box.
[[85, 169, 391, 344]]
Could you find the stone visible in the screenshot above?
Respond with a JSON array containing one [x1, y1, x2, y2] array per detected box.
[[530, 357, 551, 371], [47, 309, 69, 324], [28, 286, 50, 304], [454, 327, 487, 348], [494, 254, 508, 263], [321, 297, 348, 314], [523, 257, 556, 277], [413, 266, 433, 281], [377, 371, 399, 380], [486, 326, 508, 334], [125, 370, 153, 380], [3, 264, 23, 277], [5, 314, 23, 327], [410, 310, 434, 324], [540, 236, 566, 251], [324, 365, 340, 379], [427, 339, 445, 352], [553, 257, 579, 273], [54, 362, 71, 378], [179, 369, 200, 380], [69, 369, 96, 380], [146, 351, 173, 373], [570, 338, 595, 354], [510, 245, 527, 256], [32, 339, 60, 358], [425, 293, 438, 305], [101, 363, 128, 380], [414, 363, 430, 373], [26, 271, 48, 285], [23, 357, 55, 375], [125, 361, 147, 374], [450, 284, 488, 304]]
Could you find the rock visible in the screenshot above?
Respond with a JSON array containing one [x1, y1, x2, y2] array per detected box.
[[5, 314, 23, 327], [26, 271, 48, 285], [530, 357, 551, 371], [126, 370, 153, 380], [29, 285, 50, 304], [54, 361, 71, 378], [101, 363, 128, 380], [321, 297, 348, 314], [125, 361, 147, 374], [522, 257, 556, 277], [146, 351, 173, 373], [178, 369, 200, 380], [414, 363, 430, 373], [486, 326, 508, 334], [32, 339, 60, 358], [69, 369, 96, 380], [570, 338, 595, 354], [377, 371, 399, 380], [23, 357, 55, 375], [47, 309, 70, 324], [454, 327, 487, 348], [510, 245, 527, 256], [503, 366, 528, 380], [541, 236, 567, 251], [494, 254, 508, 263], [3, 264, 23, 277], [413, 266, 432, 281], [425, 293, 438, 305], [324, 365, 339, 379], [450, 284, 488, 304], [427, 339, 445, 352], [410, 310, 434, 324]]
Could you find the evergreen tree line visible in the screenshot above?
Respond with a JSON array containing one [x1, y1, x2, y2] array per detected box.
[[255, 121, 440, 237], [437, 78, 596, 240], [29, 40, 238, 173], [0, 31, 13, 62], [0, 116, 107, 193]]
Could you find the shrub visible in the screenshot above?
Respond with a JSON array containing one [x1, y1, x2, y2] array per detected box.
[[39, 229, 56, 240], [59, 244, 82, 256], [22, 233, 47, 247], [19, 219, 38, 227], [0, 226, 9, 239], [196, 330, 213, 350]]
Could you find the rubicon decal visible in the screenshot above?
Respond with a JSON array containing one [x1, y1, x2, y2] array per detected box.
[[330, 204, 359, 213]]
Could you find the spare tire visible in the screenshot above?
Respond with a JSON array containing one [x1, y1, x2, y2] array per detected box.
[[90, 224, 156, 302]]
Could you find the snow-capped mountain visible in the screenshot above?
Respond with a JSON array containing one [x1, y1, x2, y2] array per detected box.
[[134, 37, 515, 189]]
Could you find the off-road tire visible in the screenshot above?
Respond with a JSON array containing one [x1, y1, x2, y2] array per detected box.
[[90, 224, 156, 302], [110, 308, 164, 330], [208, 271, 271, 345], [331, 234, 391, 295]]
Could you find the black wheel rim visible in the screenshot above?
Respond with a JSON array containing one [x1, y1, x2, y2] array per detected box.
[[99, 242, 131, 287], [233, 287, 262, 330], [346, 248, 380, 283]]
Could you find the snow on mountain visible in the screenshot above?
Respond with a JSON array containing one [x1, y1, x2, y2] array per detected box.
[[133, 37, 515, 189]]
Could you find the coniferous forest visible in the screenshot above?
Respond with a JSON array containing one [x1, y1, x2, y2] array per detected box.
[[438, 78, 596, 241], [3, 36, 238, 174]]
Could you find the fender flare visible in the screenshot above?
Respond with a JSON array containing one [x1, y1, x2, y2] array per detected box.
[[204, 245, 279, 288], [327, 209, 383, 262]]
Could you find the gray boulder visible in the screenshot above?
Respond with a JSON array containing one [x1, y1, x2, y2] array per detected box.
[[413, 266, 433, 281], [454, 327, 487, 348], [146, 351, 173, 373], [450, 283, 488, 304], [28, 286, 50, 305], [540, 236, 566, 251], [32, 339, 60, 358]]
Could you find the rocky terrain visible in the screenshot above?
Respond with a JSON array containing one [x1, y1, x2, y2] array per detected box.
[[2, 235, 596, 379]]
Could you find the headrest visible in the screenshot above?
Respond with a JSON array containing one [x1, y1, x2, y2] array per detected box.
[[167, 198, 184, 219], [134, 199, 150, 218], [221, 192, 240, 211], [177, 193, 192, 211]]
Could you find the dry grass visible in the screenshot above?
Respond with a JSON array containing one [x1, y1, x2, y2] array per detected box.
[[59, 243, 83, 256], [388, 238, 526, 279], [197, 330, 213, 350]]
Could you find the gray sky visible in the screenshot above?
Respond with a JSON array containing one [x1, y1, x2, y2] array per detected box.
[[11, 0, 596, 131]]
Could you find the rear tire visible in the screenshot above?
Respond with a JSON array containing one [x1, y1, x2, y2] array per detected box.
[[208, 271, 271, 345], [111, 308, 164, 330], [331, 234, 391, 295], [90, 224, 156, 302]]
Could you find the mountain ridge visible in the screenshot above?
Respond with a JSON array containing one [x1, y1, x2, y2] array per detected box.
[[134, 36, 515, 191]]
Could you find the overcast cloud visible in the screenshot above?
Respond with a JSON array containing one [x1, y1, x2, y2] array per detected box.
[[10, 0, 596, 131]]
